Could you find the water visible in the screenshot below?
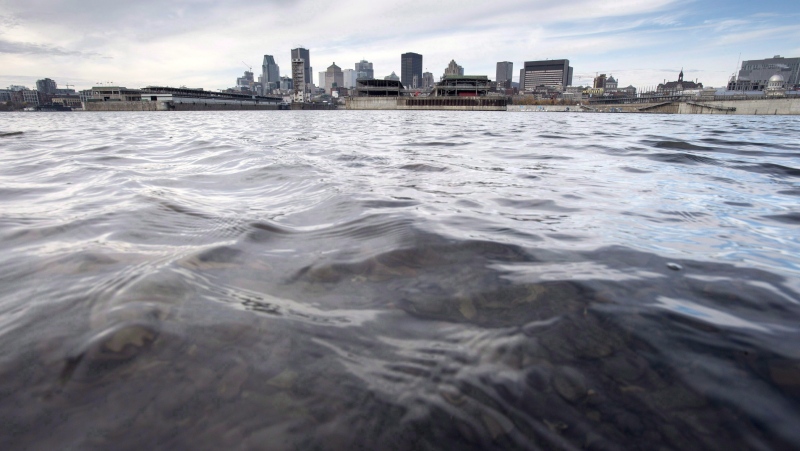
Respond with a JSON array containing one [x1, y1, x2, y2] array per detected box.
[[1, 111, 799, 450]]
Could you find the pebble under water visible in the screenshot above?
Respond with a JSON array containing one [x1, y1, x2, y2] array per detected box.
[[1, 110, 799, 450]]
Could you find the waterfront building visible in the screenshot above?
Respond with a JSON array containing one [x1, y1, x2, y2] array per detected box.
[[433, 75, 493, 97], [36, 78, 57, 95], [605, 75, 618, 90], [22, 89, 40, 106], [355, 60, 374, 80], [260, 55, 280, 95], [51, 95, 82, 108], [355, 79, 405, 97], [657, 69, 703, 93], [766, 74, 787, 97], [279, 76, 293, 91], [325, 63, 344, 94], [384, 72, 400, 81], [0, 90, 11, 102], [89, 86, 142, 102], [291, 48, 312, 87], [291, 58, 306, 103], [520, 59, 573, 92], [728, 55, 800, 91], [401, 52, 422, 89], [496, 61, 513, 89], [422, 72, 435, 90], [443, 60, 464, 78]]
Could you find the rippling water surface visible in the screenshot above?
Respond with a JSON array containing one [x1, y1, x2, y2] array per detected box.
[[1, 111, 799, 450]]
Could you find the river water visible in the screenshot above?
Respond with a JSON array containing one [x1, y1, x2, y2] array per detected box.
[[1, 111, 799, 450]]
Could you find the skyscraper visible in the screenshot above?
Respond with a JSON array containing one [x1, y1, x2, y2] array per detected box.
[[355, 60, 374, 80], [291, 48, 312, 87], [325, 63, 344, 94], [519, 59, 573, 91], [261, 55, 280, 95], [401, 53, 422, 88], [343, 69, 356, 88], [291, 58, 306, 102], [443, 60, 464, 78], [496, 61, 513, 88]]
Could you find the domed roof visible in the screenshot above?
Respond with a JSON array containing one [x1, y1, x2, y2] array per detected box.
[[769, 74, 785, 82]]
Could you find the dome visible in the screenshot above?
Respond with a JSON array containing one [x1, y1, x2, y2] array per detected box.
[[769, 74, 785, 82]]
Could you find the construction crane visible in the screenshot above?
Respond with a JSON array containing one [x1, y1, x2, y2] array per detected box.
[[242, 61, 252, 73]]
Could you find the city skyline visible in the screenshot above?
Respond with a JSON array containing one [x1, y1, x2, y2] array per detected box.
[[1, 0, 798, 91]]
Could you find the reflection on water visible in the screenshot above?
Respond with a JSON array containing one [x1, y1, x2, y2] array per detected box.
[[1, 111, 799, 450]]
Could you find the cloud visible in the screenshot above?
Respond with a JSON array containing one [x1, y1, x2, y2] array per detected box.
[[0, 0, 796, 90], [0, 38, 107, 57]]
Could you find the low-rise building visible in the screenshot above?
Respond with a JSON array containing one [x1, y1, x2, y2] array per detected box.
[[657, 70, 703, 94], [90, 86, 142, 101], [433, 75, 493, 97]]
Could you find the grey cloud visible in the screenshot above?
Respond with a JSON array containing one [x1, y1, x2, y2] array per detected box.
[[0, 38, 106, 57]]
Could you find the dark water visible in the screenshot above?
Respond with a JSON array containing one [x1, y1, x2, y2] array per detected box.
[[1, 111, 799, 450]]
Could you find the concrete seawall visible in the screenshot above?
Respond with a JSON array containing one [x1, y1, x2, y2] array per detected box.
[[346, 97, 506, 111], [84, 101, 280, 112]]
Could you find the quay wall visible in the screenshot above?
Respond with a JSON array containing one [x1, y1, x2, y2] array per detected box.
[[84, 101, 280, 112], [346, 97, 506, 111], [346, 98, 400, 110], [84, 101, 158, 112], [676, 98, 800, 115]]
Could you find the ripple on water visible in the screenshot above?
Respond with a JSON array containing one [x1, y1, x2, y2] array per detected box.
[[0, 111, 798, 450]]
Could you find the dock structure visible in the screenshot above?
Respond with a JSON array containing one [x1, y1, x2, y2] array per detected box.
[[83, 85, 284, 111], [347, 76, 506, 110], [433, 75, 494, 97]]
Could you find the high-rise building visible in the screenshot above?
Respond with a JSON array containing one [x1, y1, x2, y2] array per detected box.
[[292, 58, 306, 102], [343, 69, 356, 88], [519, 59, 573, 91], [355, 60, 374, 80], [422, 72, 435, 90], [291, 48, 312, 87], [260, 55, 280, 95], [496, 62, 513, 88], [401, 53, 422, 88], [36, 78, 57, 95], [318, 71, 327, 90], [593, 74, 607, 89], [325, 63, 344, 94], [237, 71, 254, 89], [443, 60, 464, 78]]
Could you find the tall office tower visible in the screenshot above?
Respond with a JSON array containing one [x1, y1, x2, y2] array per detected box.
[[496, 61, 513, 88], [36, 78, 57, 95], [520, 59, 573, 91], [261, 55, 280, 95], [291, 48, 312, 87], [319, 71, 327, 90], [343, 69, 356, 88], [292, 58, 306, 102], [443, 60, 464, 77], [355, 60, 374, 80], [325, 63, 344, 94], [422, 72, 435, 89], [401, 52, 422, 88]]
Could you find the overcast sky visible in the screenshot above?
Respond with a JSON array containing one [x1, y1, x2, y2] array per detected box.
[[1, 0, 798, 91]]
